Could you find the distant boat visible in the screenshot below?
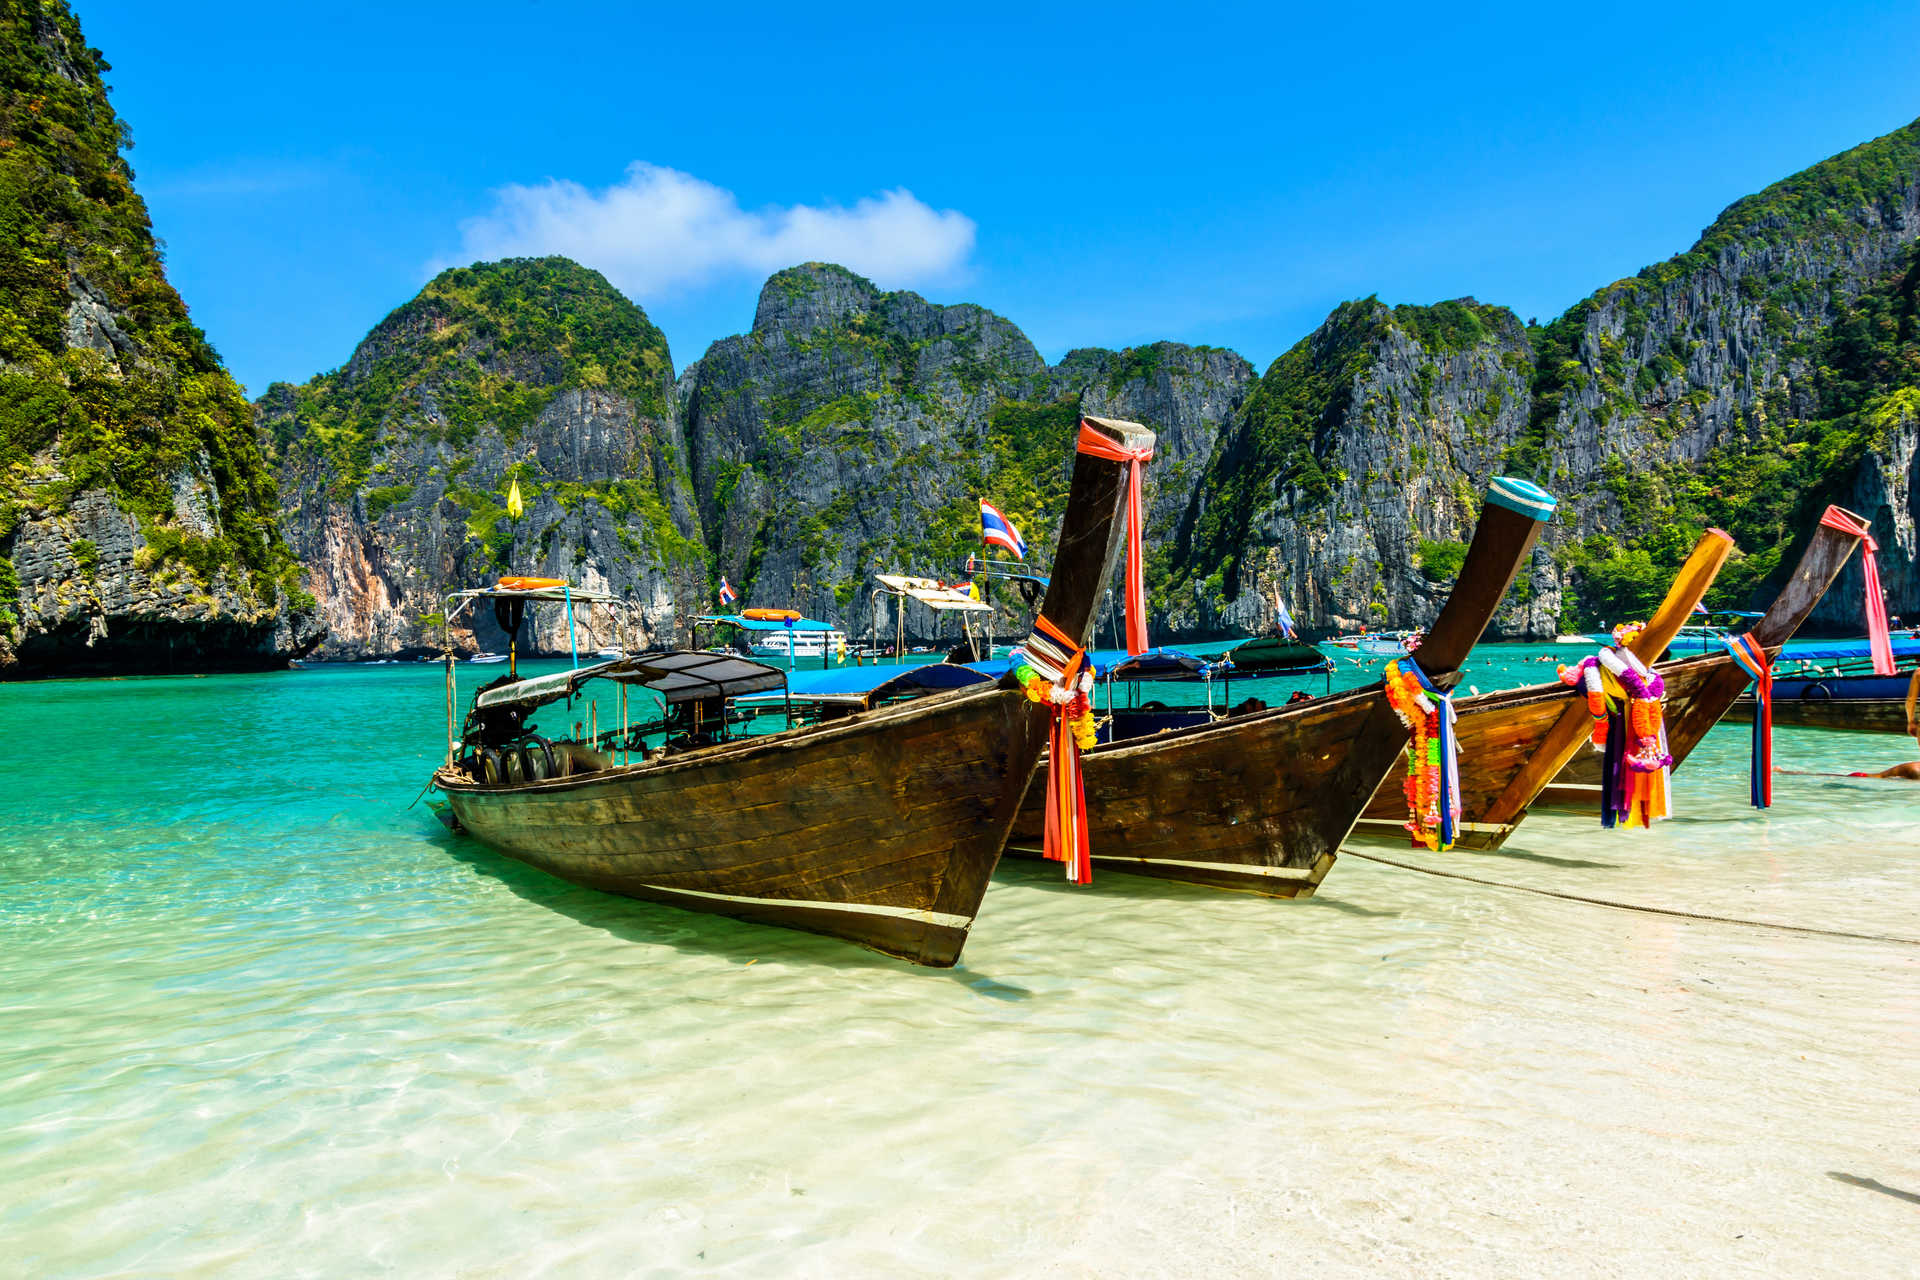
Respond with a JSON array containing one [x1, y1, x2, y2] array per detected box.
[[469, 653, 507, 665], [595, 647, 623, 659], [1356, 632, 1416, 656]]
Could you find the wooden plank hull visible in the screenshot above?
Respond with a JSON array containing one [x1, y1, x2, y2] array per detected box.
[[1006, 478, 1554, 893], [1007, 688, 1383, 895], [443, 685, 1033, 966], [1515, 653, 1737, 808], [1354, 679, 1585, 849], [432, 414, 1154, 966], [1357, 529, 1736, 850], [1538, 511, 1870, 813]]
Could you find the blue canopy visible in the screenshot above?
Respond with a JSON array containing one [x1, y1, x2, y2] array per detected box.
[[1777, 636, 1920, 662]]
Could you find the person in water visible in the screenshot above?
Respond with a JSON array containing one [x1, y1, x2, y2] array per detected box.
[[1852, 668, 1920, 779]]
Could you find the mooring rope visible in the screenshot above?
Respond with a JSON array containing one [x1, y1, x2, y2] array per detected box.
[[1341, 849, 1920, 947]]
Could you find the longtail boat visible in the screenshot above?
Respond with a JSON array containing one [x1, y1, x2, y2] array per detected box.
[[1536, 507, 1871, 809], [429, 416, 1152, 966], [1351, 527, 1735, 849], [1002, 477, 1557, 895]]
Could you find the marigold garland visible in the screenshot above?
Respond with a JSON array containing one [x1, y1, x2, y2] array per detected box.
[[1013, 660, 1099, 750], [1564, 625, 1673, 830], [1383, 659, 1459, 850]]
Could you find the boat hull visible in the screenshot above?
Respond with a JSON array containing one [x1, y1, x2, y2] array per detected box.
[[1353, 678, 1591, 849], [1007, 686, 1397, 896], [1535, 651, 1761, 807], [441, 684, 1032, 967]]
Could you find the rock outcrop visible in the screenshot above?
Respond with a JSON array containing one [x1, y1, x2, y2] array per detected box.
[[1164, 299, 1553, 638], [0, 0, 317, 676], [1165, 117, 1920, 637], [678, 264, 1253, 646], [261, 258, 707, 658]]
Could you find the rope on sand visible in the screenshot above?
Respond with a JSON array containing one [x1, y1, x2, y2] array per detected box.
[[1340, 849, 1920, 947]]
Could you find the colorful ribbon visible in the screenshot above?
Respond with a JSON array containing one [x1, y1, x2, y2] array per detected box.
[[1074, 421, 1155, 656], [1383, 658, 1460, 849], [1590, 645, 1672, 829], [1015, 614, 1097, 883], [1818, 506, 1895, 676], [1725, 634, 1773, 808]]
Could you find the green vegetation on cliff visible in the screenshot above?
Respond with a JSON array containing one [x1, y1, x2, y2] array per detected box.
[[1656, 118, 1920, 279], [0, 0, 296, 605], [1551, 239, 1920, 625], [264, 257, 673, 496]]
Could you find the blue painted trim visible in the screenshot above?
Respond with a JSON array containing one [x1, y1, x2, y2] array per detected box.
[[1485, 475, 1558, 522]]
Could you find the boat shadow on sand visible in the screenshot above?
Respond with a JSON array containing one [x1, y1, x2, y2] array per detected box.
[[435, 831, 1040, 997], [1346, 828, 1622, 871], [988, 856, 1403, 919]]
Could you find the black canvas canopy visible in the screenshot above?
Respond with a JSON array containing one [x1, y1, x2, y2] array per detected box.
[[473, 650, 787, 713], [1224, 636, 1331, 673], [1108, 649, 1212, 682]]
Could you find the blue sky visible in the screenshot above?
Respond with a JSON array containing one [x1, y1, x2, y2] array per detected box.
[[80, 0, 1920, 396]]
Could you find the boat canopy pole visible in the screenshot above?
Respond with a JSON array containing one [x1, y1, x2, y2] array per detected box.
[[565, 585, 578, 668]]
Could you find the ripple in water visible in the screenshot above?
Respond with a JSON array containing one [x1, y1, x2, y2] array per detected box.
[[1, 652, 1915, 1275]]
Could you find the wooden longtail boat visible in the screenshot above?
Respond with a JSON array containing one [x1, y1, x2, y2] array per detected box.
[[1535, 510, 1870, 809], [1002, 477, 1557, 895], [430, 416, 1152, 966], [1351, 528, 1736, 849]]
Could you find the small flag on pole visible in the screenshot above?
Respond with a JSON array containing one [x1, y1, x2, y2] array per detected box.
[[506, 478, 525, 520], [1692, 602, 1708, 616], [979, 499, 1028, 560], [1273, 589, 1297, 638], [719, 576, 738, 606]]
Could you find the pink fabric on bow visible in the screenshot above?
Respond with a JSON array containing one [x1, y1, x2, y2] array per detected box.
[[1819, 506, 1895, 675], [1075, 421, 1155, 655]]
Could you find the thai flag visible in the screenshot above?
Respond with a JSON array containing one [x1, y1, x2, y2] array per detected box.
[[1274, 590, 1298, 638], [979, 499, 1027, 560], [1692, 602, 1708, 615], [719, 576, 738, 606]]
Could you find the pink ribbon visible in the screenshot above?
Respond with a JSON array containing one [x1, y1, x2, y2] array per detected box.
[[1819, 506, 1895, 676], [1075, 422, 1155, 656]]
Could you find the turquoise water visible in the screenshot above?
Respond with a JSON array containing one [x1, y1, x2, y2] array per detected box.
[[3, 646, 1916, 1275]]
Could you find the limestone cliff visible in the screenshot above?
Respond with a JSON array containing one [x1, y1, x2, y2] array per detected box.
[[261, 258, 706, 658], [1166, 117, 1920, 636], [0, 0, 317, 676], [679, 264, 1251, 646], [1164, 299, 1554, 638]]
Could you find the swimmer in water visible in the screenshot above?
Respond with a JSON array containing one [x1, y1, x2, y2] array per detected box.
[[1853, 668, 1920, 779]]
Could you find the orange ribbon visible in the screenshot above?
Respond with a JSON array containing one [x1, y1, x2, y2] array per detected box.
[[1075, 421, 1155, 656], [1818, 506, 1894, 676], [1029, 614, 1094, 883]]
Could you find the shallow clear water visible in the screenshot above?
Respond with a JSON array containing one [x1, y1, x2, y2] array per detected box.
[[3, 647, 1916, 1276]]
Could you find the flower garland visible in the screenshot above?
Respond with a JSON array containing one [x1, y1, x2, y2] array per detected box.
[[1383, 658, 1460, 850], [1559, 625, 1673, 829], [1011, 657, 1099, 750], [1556, 657, 1609, 745]]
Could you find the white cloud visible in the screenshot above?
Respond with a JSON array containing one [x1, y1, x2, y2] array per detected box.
[[434, 163, 976, 297]]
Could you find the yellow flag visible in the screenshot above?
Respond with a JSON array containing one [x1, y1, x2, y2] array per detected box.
[[506, 478, 524, 520]]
